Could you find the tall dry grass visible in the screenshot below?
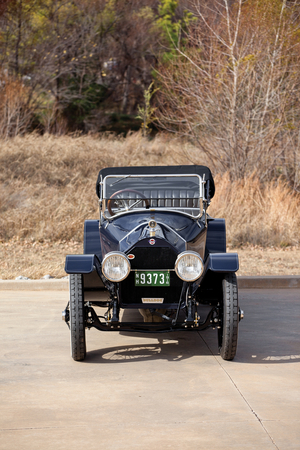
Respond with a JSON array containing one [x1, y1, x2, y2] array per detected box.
[[0, 132, 199, 241], [1, 132, 300, 246], [210, 174, 300, 247]]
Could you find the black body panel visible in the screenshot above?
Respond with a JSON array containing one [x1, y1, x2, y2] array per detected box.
[[99, 211, 205, 257]]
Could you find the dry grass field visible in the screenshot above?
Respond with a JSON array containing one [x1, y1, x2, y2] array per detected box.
[[1, 132, 300, 279], [1, 239, 300, 279]]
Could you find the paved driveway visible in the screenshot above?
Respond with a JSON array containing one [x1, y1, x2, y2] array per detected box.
[[0, 289, 299, 450]]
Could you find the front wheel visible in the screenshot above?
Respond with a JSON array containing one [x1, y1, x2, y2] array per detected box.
[[70, 274, 86, 361], [218, 273, 239, 361]]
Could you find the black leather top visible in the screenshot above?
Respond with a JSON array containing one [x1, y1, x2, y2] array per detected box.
[[96, 165, 215, 199]]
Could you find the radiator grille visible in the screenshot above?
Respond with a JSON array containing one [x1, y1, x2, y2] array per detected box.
[[120, 246, 182, 307], [127, 247, 177, 270]]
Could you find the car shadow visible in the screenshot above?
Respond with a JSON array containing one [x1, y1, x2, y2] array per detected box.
[[85, 290, 300, 365], [203, 289, 300, 365], [85, 333, 212, 364], [85, 306, 217, 364]]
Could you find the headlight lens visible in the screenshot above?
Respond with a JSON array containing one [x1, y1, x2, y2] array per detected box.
[[102, 252, 131, 282], [175, 251, 204, 282]]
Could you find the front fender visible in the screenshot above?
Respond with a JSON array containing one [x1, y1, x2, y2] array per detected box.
[[192, 252, 239, 295], [207, 253, 239, 272], [65, 254, 98, 274]]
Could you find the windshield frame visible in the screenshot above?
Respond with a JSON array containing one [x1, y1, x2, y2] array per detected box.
[[100, 173, 205, 220]]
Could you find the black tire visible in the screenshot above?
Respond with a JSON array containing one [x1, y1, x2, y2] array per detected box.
[[218, 273, 239, 361], [70, 274, 86, 361]]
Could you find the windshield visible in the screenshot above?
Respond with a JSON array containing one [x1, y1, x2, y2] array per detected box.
[[102, 174, 203, 218]]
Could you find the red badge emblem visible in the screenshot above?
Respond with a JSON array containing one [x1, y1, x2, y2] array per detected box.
[[128, 254, 135, 260], [149, 239, 156, 245]]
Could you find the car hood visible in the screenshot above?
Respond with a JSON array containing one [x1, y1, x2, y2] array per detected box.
[[99, 211, 205, 257]]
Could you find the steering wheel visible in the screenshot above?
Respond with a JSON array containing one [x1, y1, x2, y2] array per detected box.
[[107, 189, 150, 216]]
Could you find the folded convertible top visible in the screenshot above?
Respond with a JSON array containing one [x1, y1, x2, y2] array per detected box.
[[96, 165, 215, 199]]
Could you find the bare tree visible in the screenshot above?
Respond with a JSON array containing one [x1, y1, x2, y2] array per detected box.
[[156, 0, 300, 186], [0, 73, 33, 138], [0, 0, 164, 132], [0, 0, 10, 17]]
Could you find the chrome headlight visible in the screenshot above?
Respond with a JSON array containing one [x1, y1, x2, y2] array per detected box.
[[102, 252, 131, 282], [175, 251, 204, 282]]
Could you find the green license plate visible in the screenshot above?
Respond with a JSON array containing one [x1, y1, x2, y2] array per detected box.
[[135, 271, 170, 287]]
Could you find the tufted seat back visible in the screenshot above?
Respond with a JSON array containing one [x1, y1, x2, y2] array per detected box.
[[113, 189, 200, 209]]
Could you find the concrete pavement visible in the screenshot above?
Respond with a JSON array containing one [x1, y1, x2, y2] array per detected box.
[[0, 289, 300, 449]]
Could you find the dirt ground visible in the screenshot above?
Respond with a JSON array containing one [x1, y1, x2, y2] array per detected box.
[[230, 245, 300, 276], [1, 239, 300, 280]]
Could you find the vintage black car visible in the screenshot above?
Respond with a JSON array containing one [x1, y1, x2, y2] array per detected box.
[[63, 165, 243, 361]]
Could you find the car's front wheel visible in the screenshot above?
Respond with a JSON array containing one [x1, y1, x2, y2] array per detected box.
[[70, 274, 86, 361], [218, 273, 238, 360]]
